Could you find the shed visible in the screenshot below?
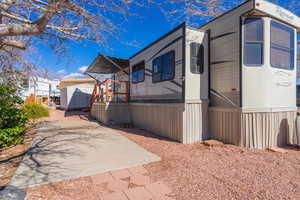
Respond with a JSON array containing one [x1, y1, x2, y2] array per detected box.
[[60, 79, 96, 110]]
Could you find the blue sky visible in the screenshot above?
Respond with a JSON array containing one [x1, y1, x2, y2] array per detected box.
[[29, 3, 181, 79], [27, 1, 299, 79]]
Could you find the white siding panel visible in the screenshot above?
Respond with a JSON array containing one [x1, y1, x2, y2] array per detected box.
[[209, 107, 297, 148], [184, 100, 209, 144]]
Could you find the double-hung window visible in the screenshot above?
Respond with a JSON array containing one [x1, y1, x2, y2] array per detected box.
[[244, 18, 264, 66], [152, 51, 175, 83], [270, 20, 295, 70], [132, 61, 145, 83]]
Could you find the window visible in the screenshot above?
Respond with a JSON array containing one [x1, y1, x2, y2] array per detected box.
[[152, 51, 175, 83], [244, 18, 264, 66], [270, 21, 295, 70], [132, 61, 145, 83], [190, 43, 204, 74]]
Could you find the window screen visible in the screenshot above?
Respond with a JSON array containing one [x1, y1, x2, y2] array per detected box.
[[152, 51, 175, 83], [132, 61, 145, 83], [190, 43, 204, 74], [270, 21, 295, 70], [244, 18, 264, 66]]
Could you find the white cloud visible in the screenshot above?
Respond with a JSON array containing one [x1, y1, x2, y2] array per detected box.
[[63, 73, 85, 79], [57, 69, 65, 74], [78, 66, 88, 73]]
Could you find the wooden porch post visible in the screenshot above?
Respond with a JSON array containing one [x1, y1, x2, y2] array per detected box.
[[105, 80, 109, 103], [98, 82, 102, 102]]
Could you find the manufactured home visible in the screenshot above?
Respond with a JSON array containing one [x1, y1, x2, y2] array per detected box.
[[87, 0, 300, 148]]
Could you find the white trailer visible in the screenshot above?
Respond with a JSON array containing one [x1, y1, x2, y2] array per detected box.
[[88, 0, 300, 148]]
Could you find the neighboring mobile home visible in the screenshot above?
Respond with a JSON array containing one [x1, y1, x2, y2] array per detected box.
[[87, 0, 300, 148]]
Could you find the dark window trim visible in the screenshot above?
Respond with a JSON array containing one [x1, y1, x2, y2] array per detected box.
[[270, 19, 295, 71], [190, 42, 205, 74], [132, 61, 145, 84], [243, 17, 264, 67], [152, 50, 176, 83]]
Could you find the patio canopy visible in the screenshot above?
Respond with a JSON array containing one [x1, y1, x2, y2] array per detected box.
[[85, 54, 129, 75]]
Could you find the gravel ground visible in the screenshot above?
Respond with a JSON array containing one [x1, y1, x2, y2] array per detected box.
[[115, 127, 300, 200]]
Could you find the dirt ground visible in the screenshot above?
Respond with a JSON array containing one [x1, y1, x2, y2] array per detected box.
[[115, 127, 300, 200]]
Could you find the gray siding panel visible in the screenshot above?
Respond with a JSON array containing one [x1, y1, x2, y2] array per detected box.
[[199, 0, 254, 108], [130, 103, 184, 142], [130, 28, 184, 101], [209, 108, 241, 145], [91, 103, 131, 124]]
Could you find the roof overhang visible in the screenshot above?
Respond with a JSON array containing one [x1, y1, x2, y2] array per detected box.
[[85, 54, 129, 75], [253, 0, 300, 32]]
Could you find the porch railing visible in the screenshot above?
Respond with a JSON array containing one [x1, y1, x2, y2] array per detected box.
[[90, 79, 129, 106]]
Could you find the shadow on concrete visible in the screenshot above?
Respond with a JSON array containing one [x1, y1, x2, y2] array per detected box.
[[10, 122, 117, 189], [108, 124, 177, 144], [64, 111, 92, 121]]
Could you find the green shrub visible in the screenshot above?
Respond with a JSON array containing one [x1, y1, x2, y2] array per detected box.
[[0, 83, 28, 129], [23, 103, 49, 119], [0, 127, 25, 148]]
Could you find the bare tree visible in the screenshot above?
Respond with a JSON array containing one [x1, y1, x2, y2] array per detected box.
[[1, 0, 298, 49], [0, 0, 152, 49], [0, 0, 152, 79], [0, 0, 298, 76], [158, 0, 300, 26]]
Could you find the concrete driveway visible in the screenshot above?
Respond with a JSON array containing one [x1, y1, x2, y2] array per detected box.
[[10, 118, 160, 189]]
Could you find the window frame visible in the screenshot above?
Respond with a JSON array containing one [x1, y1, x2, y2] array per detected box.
[[152, 50, 176, 83], [190, 42, 204, 74], [131, 61, 145, 84], [243, 17, 264, 67], [270, 20, 295, 71]]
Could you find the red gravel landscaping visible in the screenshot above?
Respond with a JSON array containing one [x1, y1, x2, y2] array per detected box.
[[116, 127, 300, 200]]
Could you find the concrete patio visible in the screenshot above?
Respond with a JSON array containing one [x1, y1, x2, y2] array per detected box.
[[10, 117, 160, 190]]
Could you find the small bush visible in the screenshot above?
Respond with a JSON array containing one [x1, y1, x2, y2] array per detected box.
[[0, 84, 28, 148], [0, 127, 25, 148], [0, 83, 28, 129], [23, 103, 49, 119]]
